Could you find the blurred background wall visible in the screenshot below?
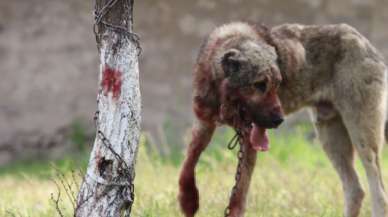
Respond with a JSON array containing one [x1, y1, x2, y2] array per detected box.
[[0, 0, 387, 165]]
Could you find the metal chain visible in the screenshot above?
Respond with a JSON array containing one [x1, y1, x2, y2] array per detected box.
[[224, 130, 245, 217], [94, 108, 132, 176], [93, 0, 142, 56], [227, 131, 240, 150], [93, 111, 136, 210]]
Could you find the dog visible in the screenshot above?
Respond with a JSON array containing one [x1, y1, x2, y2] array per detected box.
[[178, 22, 388, 217]]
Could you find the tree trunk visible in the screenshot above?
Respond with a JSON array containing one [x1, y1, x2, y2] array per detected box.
[[75, 0, 141, 216]]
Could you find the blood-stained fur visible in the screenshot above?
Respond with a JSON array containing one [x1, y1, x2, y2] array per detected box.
[[179, 22, 388, 217]]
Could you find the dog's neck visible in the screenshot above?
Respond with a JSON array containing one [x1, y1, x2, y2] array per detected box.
[[264, 27, 306, 83]]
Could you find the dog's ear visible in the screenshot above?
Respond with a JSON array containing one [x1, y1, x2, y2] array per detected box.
[[221, 49, 245, 77]]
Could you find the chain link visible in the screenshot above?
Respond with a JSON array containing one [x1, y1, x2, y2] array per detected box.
[[224, 130, 245, 217], [227, 130, 241, 150]]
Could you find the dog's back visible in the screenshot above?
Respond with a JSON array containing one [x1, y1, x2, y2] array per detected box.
[[270, 23, 387, 113]]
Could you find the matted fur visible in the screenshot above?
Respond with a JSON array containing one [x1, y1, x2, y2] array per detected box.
[[179, 22, 388, 217]]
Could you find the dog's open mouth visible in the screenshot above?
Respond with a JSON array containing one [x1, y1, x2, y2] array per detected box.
[[249, 123, 269, 152]]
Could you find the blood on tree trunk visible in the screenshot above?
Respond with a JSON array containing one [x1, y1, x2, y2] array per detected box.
[[75, 0, 141, 216]]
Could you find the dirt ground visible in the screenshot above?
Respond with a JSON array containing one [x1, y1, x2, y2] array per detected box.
[[0, 0, 387, 164]]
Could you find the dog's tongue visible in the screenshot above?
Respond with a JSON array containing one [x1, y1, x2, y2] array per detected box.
[[249, 123, 269, 151]]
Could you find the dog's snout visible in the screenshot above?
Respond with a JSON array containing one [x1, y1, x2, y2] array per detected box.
[[254, 115, 284, 129], [271, 116, 284, 127]]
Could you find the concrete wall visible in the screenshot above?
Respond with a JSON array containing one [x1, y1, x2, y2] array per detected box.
[[0, 0, 387, 164]]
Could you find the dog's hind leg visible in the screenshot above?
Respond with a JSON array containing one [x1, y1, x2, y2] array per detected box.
[[226, 143, 257, 217], [178, 120, 215, 217], [313, 107, 364, 217], [335, 64, 388, 217], [339, 104, 388, 217]]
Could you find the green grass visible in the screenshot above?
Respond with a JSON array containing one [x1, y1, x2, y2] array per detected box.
[[1, 125, 387, 217]]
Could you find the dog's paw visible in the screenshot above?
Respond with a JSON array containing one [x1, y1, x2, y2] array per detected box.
[[178, 175, 199, 217]]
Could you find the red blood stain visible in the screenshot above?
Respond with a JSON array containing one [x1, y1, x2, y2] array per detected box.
[[263, 89, 282, 111], [101, 66, 122, 100]]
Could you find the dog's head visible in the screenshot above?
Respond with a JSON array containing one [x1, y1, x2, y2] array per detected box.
[[219, 39, 284, 151]]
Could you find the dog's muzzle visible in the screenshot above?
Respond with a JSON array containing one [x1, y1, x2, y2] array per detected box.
[[271, 116, 284, 127], [254, 113, 284, 129]]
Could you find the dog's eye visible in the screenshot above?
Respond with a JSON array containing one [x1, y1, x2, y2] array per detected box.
[[229, 59, 240, 72], [254, 81, 267, 93]]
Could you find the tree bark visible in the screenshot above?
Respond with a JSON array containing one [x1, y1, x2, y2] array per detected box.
[[75, 0, 140, 216]]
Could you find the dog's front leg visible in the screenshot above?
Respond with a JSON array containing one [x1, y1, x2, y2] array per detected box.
[[178, 120, 215, 217], [226, 143, 257, 217]]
